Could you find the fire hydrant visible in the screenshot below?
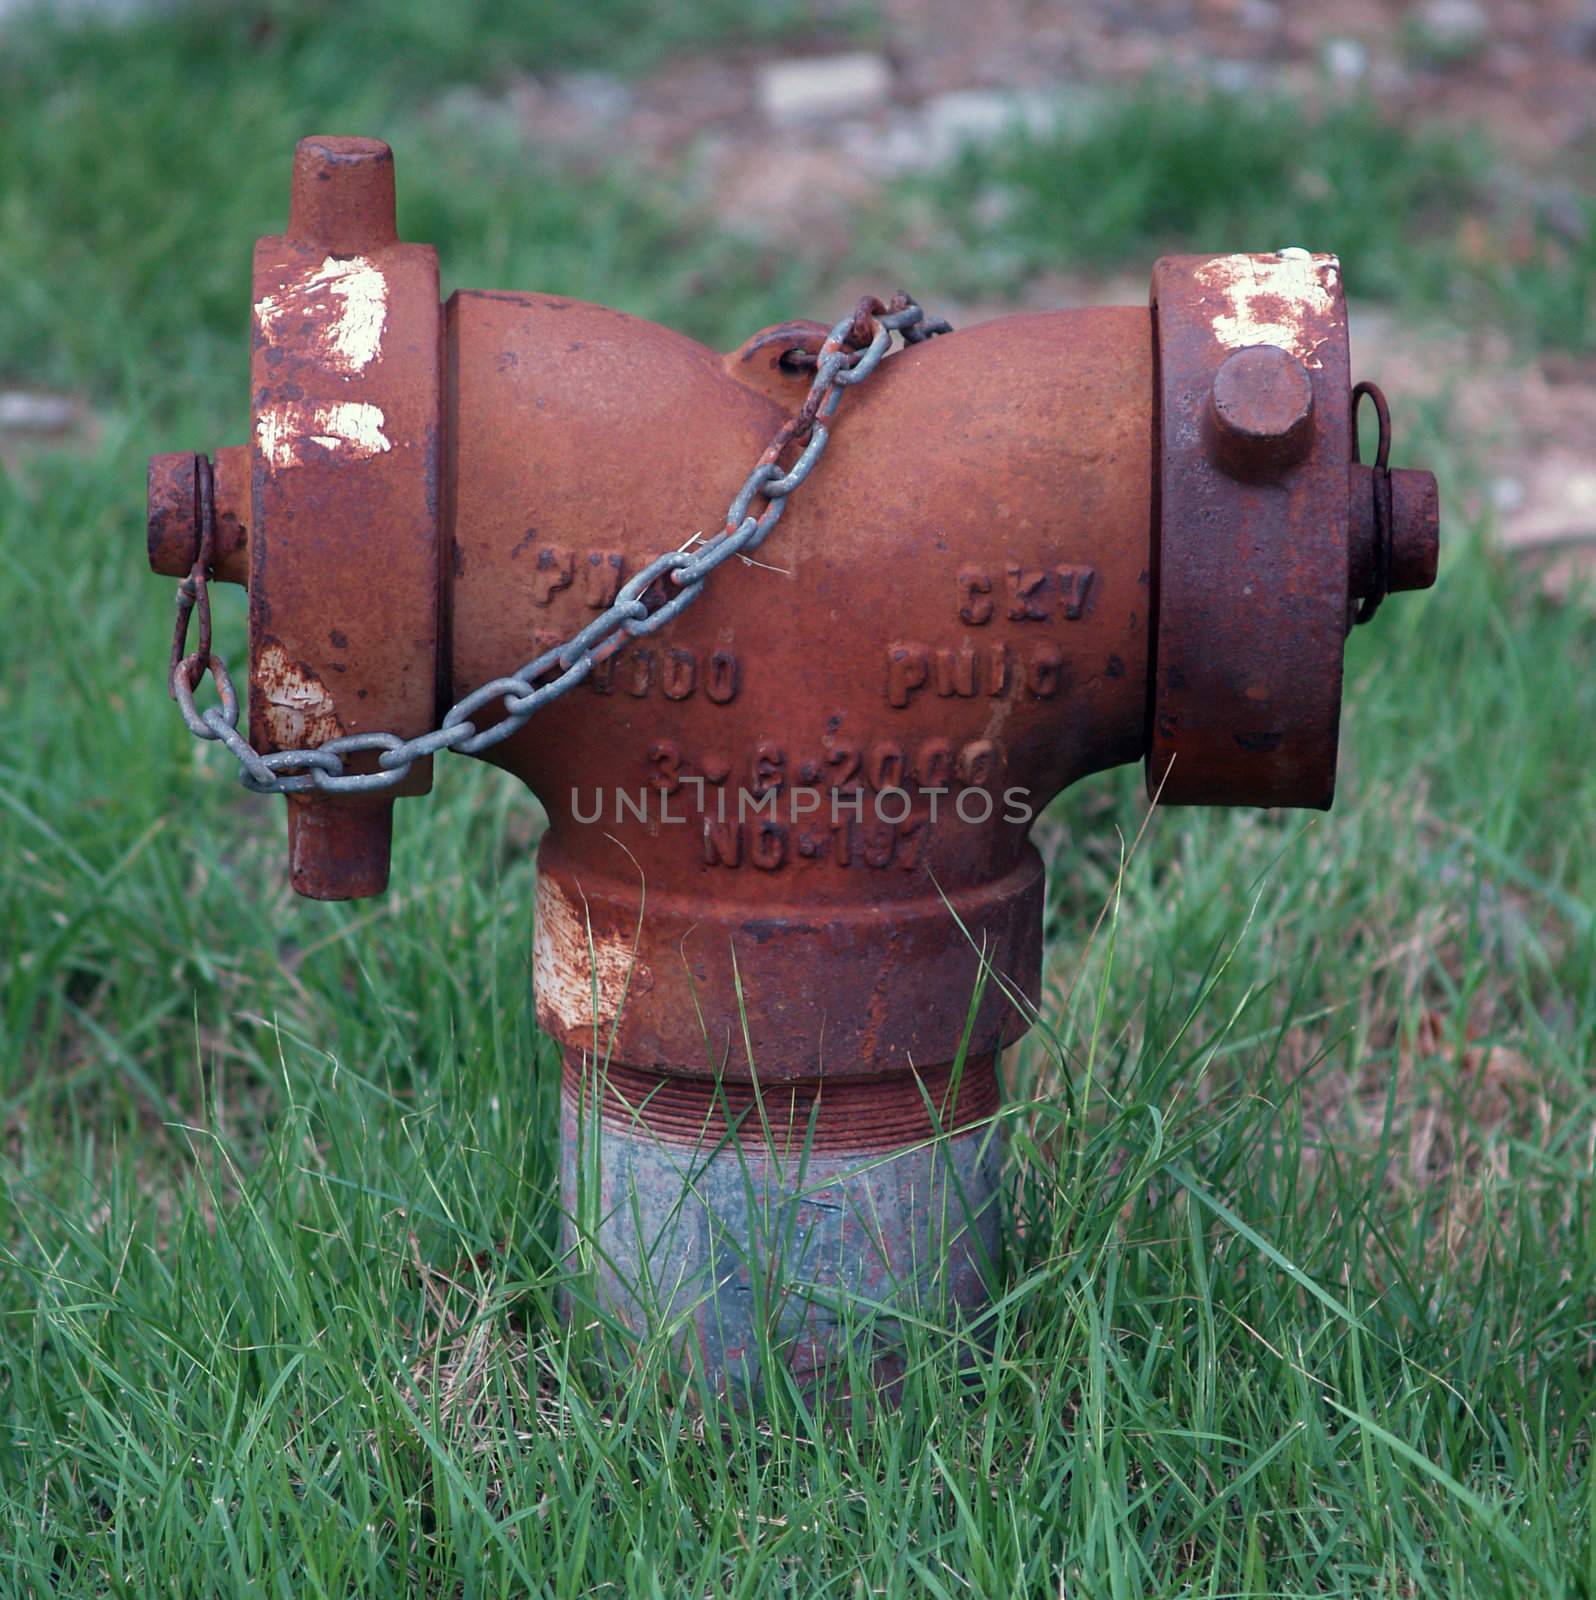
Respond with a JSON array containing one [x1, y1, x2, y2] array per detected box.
[[147, 137, 1439, 1394]]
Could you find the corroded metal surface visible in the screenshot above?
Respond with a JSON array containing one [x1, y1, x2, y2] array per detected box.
[[146, 136, 1442, 1397], [1147, 250, 1353, 809], [248, 137, 440, 898], [1349, 462, 1439, 597], [453, 297, 1154, 1078], [148, 446, 250, 584]]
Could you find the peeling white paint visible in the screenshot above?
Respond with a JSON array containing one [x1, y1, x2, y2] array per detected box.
[[534, 879, 647, 1035], [255, 405, 297, 470], [255, 400, 391, 470], [256, 640, 343, 747], [255, 254, 387, 374], [980, 691, 1016, 747], [306, 401, 391, 456], [1194, 251, 1341, 367]]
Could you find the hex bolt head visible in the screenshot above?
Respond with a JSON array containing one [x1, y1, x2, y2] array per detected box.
[[1207, 343, 1315, 479]]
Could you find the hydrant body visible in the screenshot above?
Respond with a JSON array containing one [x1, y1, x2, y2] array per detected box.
[[149, 137, 1438, 1395]]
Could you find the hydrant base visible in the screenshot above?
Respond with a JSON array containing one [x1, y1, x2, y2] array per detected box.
[[559, 1054, 1004, 1400]]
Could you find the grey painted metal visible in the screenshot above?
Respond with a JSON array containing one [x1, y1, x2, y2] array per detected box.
[[559, 1080, 1004, 1398]]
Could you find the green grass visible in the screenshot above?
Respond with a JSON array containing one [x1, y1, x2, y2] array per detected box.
[[0, 0, 819, 415], [3, 6, 1596, 1595]]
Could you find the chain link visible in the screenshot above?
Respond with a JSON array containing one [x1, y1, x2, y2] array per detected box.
[[168, 293, 950, 795]]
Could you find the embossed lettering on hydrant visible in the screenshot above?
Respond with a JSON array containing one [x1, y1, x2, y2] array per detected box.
[[515, 543, 626, 609], [585, 645, 739, 703], [956, 564, 1096, 625], [886, 641, 1071, 707]]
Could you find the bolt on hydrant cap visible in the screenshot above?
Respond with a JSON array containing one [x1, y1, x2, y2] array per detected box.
[[1207, 343, 1315, 478]]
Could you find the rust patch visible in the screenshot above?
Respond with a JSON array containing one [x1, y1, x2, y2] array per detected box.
[[1149, 251, 1353, 807], [256, 639, 344, 747], [534, 878, 651, 1035], [564, 1052, 1000, 1151]]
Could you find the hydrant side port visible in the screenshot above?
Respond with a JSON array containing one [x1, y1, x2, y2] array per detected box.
[[145, 137, 1440, 1396], [449, 297, 1157, 1081], [1150, 252, 1352, 810]]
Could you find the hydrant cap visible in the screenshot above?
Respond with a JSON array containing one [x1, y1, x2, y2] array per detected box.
[[1148, 251, 1353, 811]]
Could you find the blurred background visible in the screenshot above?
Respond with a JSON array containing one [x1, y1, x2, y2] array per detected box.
[[5, 0, 1595, 551], [2, 2, 1595, 1589]]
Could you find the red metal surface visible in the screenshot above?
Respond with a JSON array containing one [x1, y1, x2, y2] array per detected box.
[[146, 137, 1441, 1393], [248, 136, 440, 898], [570, 1054, 1001, 1153], [1349, 463, 1440, 597], [148, 447, 250, 584], [1147, 251, 1353, 809], [447, 293, 1154, 1079], [723, 317, 832, 404]]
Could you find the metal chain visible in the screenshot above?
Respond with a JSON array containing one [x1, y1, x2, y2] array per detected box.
[[167, 292, 950, 796]]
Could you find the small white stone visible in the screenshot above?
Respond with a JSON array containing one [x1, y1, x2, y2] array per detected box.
[[0, 391, 76, 432], [1490, 476, 1526, 513], [922, 89, 1023, 147], [552, 72, 632, 124], [757, 52, 892, 125], [1208, 59, 1260, 94], [1323, 36, 1369, 82], [1416, 0, 1488, 49], [849, 89, 1058, 175]]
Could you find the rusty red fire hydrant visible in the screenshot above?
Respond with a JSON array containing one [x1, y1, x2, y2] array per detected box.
[[147, 136, 1438, 1393]]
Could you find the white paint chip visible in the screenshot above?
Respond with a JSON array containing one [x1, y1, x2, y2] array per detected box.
[[255, 254, 388, 374], [1194, 251, 1342, 367], [533, 879, 647, 1034], [256, 400, 391, 470], [758, 52, 891, 124], [256, 641, 343, 747]]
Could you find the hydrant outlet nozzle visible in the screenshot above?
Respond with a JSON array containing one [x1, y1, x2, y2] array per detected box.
[[146, 447, 249, 585], [1350, 462, 1440, 599]]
